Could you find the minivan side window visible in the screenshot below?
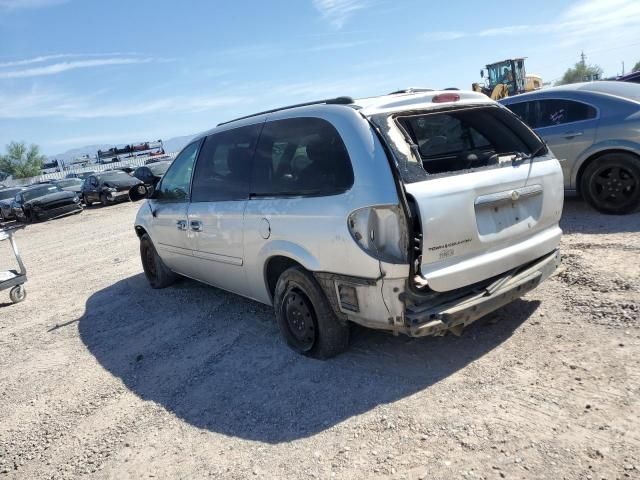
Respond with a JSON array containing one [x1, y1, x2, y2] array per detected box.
[[251, 117, 354, 196], [190, 124, 261, 202], [534, 99, 597, 128], [156, 141, 200, 201]]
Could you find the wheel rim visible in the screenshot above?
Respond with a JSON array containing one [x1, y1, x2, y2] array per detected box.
[[590, 164, 638, 209], [11, 286, 25, 301], [143, 244, 157, 280], [283, 289, 316, 352]]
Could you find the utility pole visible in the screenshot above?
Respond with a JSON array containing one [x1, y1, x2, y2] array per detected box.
[[622, 61, 625, 75]]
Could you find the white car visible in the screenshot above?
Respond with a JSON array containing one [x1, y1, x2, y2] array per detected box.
[[133, 90, 564, 358]]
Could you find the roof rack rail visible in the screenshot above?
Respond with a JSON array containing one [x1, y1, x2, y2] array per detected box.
[[217, 96, 354, 126]]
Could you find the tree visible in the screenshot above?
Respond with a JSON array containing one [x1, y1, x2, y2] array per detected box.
[[0, 142, 46, 178], [556, 61, 604, 85], [633, 60, 640, 73]]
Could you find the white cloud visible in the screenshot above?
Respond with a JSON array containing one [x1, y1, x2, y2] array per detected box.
[[0, 0, 67, 9], [420, 0, 640, 48], [0, 57, 155, 79], [313, 0, 367, 29], [0, 52, 138, 68], [0, 88, 252, 119]]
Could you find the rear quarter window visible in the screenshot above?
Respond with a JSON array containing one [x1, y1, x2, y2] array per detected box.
[[251, 117, 353, 196]]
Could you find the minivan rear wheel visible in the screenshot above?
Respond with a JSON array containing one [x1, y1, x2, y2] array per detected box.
[[581, 153, 640, 215], [140, 233, 176, 288], [274, 266, 349, 359]]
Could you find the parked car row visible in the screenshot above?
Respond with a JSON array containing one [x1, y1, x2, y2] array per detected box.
[[0, 183, 82, 223], [0, 160, 172, 223]]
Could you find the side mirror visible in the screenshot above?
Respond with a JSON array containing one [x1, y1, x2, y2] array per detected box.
[[129, 184, 153, 201], [480, 70, 484, 78]]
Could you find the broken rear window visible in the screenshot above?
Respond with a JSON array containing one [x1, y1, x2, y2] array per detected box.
[[371, 105, 546, 183]]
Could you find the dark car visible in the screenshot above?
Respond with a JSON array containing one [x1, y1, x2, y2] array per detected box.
[[11, 184, 82, 223], [133, 161, 171, 188], [104, 165, 135, 174], [66, 171, 95, 179], [81, 171, 144, 206], [0, 187, 26, 221], [52, 178, 83, 196]]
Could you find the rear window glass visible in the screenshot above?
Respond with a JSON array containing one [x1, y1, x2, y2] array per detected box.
[[99, 172, 131, 181], [394, 106, 543, 177], [251, 117, 353, 196]]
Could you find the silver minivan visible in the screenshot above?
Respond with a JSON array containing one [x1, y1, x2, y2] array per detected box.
[[134, 90, 564, 358]]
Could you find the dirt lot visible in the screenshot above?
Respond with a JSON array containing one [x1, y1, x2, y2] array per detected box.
[[0, 198, 638, 480]]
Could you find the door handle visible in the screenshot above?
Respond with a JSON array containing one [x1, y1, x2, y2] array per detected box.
[[563, 131, 583, 139], [190, 220, 203, 232], [176, 220, 187, 231]]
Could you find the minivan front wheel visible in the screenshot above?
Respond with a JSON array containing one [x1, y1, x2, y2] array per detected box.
[[581, 153, 640, 215], [274, 266, 349, 359], [140, 233, 176, 288]]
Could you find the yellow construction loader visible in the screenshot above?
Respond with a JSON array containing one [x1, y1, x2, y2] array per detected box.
[[472, 58, 542, 100]]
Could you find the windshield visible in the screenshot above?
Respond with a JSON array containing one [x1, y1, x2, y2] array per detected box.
[[487, 61, 512, 87], [100, 172, 132, 181], [55, 179, 82, 188], [0, 188, 21, 200], [23, 185, 62, 200], [148, 162, 170, 175]]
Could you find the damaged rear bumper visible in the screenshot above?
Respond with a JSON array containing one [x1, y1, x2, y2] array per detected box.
[[405, 249, 560, 336], [316, 249, 560, 337]]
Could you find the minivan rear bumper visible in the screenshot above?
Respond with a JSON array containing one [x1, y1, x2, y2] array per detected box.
[[317, 248, 559, 337], [405, 249, 560, 337]]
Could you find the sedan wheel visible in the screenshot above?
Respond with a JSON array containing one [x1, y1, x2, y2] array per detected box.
[[582, 153, 640, 215]]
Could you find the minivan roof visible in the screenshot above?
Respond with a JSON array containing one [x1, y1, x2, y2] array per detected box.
[[353, 89, 493, 115], [211, 89, 494, 132]]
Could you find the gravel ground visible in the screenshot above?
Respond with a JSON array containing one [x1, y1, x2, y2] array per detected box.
[[0, 197, 638, 480]]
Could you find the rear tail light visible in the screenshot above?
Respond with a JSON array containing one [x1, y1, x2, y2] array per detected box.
[[347, 205, 408, 263], [432, 93, 460, 103]]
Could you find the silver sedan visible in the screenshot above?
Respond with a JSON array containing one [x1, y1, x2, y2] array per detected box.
[[501, 81, 640, 214]]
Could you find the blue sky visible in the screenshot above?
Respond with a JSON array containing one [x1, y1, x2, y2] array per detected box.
[[1, 0, 639, 155]]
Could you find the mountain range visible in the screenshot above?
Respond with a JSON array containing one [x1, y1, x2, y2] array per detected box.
[[49, 134, 196, 162]]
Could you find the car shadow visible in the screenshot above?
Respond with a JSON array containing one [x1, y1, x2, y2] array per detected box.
[[78, 274, 540, 444], [561, 196, 640, 234]]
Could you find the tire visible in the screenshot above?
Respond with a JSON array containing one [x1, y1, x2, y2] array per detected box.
[[23, 210, 33, 224], [273, 266, 349, 359], [140, 233, 176, 289], [9, 285, 26, 304], [100, 193, 109, 207], [581, 152, 640, 215]]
